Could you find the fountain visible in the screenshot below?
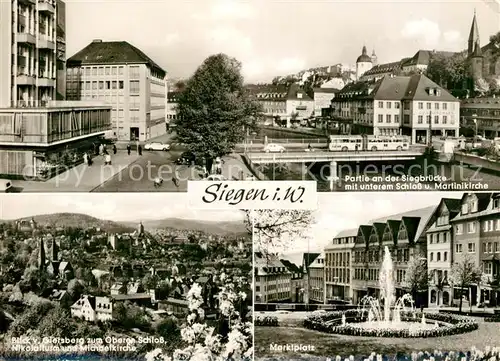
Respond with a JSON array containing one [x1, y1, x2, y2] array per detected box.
[[305, 246, 479, 337], [347, 246, 435, 332]]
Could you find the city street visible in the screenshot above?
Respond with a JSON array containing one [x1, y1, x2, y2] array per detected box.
[[92, 148, 196, 192]]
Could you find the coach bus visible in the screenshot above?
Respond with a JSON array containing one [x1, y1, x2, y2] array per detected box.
[[329, 135, 410, 152]]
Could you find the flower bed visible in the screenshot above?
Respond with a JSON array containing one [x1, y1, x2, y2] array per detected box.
[[255, 316, 279, 327], [303, 309, 478, 338], [485, 315, 500, 322], [281, 346, 500, 361]]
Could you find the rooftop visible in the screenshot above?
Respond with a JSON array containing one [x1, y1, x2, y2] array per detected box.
[[67, 40, 166, 77]]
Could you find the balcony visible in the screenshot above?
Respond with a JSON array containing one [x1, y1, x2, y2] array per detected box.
[[18, 14, 27, 27], [38, 36, 55, 50], [38, 0, 55, 13], [16, 32, 36, 45], [17, 74, 36, 86], [37, 77, 55, 87]]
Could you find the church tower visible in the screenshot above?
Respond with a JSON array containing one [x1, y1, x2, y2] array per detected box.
[[468, 10, 484, 82], [371, 49, 378, 66], [50, 238, 59, 262], [38, 238, 46, 270], [356, 45, 373, 81], [468, 9, 480, 57]]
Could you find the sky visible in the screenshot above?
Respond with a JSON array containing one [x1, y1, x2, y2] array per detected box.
[[63, 0, 500, 83], [283, 192, 464, 256], [0, 194, 245, 223]]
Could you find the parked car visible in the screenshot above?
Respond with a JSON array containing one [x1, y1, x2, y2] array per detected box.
[[0, 179, 12, 193], [263, 143, 286, 153], [144, 142, 170, 151], [175, 151, 196, 165]]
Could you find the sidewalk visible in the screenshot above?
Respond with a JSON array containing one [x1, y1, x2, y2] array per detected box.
[[13, 150, 139, 192]]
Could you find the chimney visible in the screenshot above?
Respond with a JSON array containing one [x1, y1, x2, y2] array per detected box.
[[92, 39, 102, 43]]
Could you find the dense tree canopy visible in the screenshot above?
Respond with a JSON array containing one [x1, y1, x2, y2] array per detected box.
[[450, 253, 482, 313], [426, 51, 468, 92], [175, 54, 262, 169]]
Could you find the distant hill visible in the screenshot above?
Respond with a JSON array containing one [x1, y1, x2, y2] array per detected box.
[[0, 213, 249, 237], [1, 213, 134, 233], [124, 218, 248, 236]]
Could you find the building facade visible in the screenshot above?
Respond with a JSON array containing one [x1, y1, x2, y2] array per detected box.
[[426, 198, 461, 307], [0, 0, 63, 108], [460, 97, 500, 138], [71, 295, 113, 322], [66, 40, 167, 142], [308, 252, 325, 303], [254, 252, 291, 303], [325, 229, 356, 302], [313, 88, 338, 117], [331, 74, 460, 142], [0, 102, 111, 178]]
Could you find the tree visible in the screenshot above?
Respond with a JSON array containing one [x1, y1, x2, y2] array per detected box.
[[248, 210, 314, 256], [67, 279, 85, 301], [402, 256, 429, 306], [449, 253, 482, 313], [175, 53, 262, 172], [426, 51, 468, 91]]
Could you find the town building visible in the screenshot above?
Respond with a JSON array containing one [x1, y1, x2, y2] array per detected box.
[[281, 259, 304, 303], [450, 193, 500, 307], [361, 60, 406, 82], [460, 97, 500, 138], [331, 74, 460, 142], [66, 40, 167, 142], [313, 88, 338, 117], [286, 84, 314, 124], [0, 102, 111, 178], [166, 91, 180, 127], [349, 205, 437, 305], [301, 252, 320, 304], [426, 198, 461, 307], [70, 295, 113, 322], [401, 50, 457, 74], [324, 229, 356, 302], [254, 252, 291, 303], [0, 0, 64, 108], [247, 84, 288, 124], [308, 252, 325, 303]]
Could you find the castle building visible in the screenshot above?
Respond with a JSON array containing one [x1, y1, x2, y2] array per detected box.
[[356, 46, 373, 81]]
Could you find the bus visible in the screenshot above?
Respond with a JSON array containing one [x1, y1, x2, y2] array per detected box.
[[329, 135, 410, 152]]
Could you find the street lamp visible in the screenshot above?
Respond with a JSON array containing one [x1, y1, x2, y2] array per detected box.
[[472, 113, 478, 145]]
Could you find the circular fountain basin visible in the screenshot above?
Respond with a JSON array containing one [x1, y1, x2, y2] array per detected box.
[[352, 321, 438, 332]]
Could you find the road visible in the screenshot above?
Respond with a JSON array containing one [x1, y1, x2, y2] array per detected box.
[[92, 149, 203, 192]]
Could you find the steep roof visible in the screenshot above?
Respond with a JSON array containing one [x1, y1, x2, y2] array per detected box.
[[287, 84, 313, 101], [400, 216, 421, 244], [442, 198, 462, 213], [303, 252, 320, 269], [402, 50, 457, 67], [356, 225, 373, 246], [385, 220, 401, 244], [370, 205, 437, 243], [371, 222, 386, 243], [281, 259, 302, 274], [363, 60, 404, 76], [372, 76, 411, 100], [402, 74, 457, 102], [67, 40, 166, 77]]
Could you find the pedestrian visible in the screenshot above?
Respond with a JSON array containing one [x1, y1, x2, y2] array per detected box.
[[138, 145, 142, 156], [113, 144, 117, 154], [99, 143, 104, 156], [88, 155, 93, 166], [127, 144, 131, 155], [94, 143, 99, 156], [154, 176, 163, 188], [104, 153, 111, 165], [172, 175, 179, 188], [308, 144, 312, 151], [83, 152, 88, 165]]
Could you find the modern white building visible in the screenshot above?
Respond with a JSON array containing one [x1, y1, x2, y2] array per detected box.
[[66, 40, 167, 142], [0, 0, 65, 108], [254, 252, 291, 303]]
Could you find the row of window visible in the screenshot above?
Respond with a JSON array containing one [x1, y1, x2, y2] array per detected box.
[[73, 80, 140, 93], [429, 251, 448, 262], [416, 115, 454, 125], [455, 242, 475, 253], [68, 65, 139, 78], [428, 232, 449, 244], [325, 268, 350, 283], [325, 252, 350, 267]]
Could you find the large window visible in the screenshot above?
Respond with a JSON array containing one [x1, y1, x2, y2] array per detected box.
[[129, 81, 140, 93]]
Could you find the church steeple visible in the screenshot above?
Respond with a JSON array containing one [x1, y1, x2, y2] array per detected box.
[[38, 238, 46, 270], [468, 9, 481, 56], [51, 238, 59, 261], [371, 48, 378, 65]]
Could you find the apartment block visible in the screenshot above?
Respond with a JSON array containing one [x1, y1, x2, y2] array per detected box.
[[426, 198, 461, 307], [331, 74, 459, 142], [254, 252, 291, 303], [0, 0, 63, 107], [66, 40, 167, 142], [325, 229, 356, 302]]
